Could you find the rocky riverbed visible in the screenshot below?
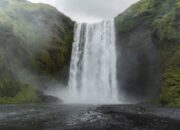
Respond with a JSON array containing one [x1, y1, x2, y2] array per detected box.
[[0, 104, 180, 130]]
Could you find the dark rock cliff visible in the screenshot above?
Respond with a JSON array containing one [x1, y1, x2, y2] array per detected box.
[[0, 0, 74, 103], [115, 0, 180, 105]]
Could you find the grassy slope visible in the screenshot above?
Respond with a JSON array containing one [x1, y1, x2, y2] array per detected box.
[[0, 0, 74, 103], [115, 0, 180, 106]]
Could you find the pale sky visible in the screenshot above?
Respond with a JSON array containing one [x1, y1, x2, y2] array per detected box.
[[28, 0, 139, 22]]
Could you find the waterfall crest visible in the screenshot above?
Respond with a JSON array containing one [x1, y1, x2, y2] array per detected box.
[[67, 20, 119, 104]]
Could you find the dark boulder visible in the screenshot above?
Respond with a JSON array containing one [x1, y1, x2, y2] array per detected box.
[[41, 95, 63, 103]]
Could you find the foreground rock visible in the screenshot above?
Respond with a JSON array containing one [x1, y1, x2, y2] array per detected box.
[[41, 95, 63, 103]]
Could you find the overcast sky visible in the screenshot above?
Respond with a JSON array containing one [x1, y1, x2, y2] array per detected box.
[[28, 0, 139, 22]]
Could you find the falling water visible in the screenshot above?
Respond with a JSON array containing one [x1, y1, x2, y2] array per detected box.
[[67, 20, 119, 104]]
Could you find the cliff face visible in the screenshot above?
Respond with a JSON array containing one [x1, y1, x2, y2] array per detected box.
[[0, 0, 74, 103], [115, 0, 180, 105]]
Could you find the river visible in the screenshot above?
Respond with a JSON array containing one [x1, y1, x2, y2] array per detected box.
[[0, 104, 180, 130]]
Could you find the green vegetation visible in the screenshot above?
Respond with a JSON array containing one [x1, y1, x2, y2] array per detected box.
[[176, 2, 180, 8], [160, 47, 180, 107], [0, 0, 74, 76], [0, 79, 19, 98], [115, 0, 180, 107], [116, 16, 134, 33], [0, 0, 74, 104], [0, 83, 40, 104], [152, 9, 176, 40], [132, 0, 155, 14]]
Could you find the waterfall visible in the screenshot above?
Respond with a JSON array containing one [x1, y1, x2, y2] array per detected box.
[[67, 20, 119, 104]]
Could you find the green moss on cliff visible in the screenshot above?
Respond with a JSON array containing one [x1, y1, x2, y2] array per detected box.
[[132, 0, 155, 14], [115, 0, 180, 107], [160, 47, 180, 107], [0, 0, 74, 104], [176, 2, 180, 8], [152, 9, 176, 40], [0, 83, 40, 104], [0, 0, 74, 76], [116, 16, 134, 33], [0, 78, 19, 97]]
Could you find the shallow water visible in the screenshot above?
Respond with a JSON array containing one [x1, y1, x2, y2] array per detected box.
[[0, 104, 180, 130]]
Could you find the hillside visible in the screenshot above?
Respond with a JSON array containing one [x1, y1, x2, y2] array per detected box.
[[115, 0, 180, 106], [0, 0, 74, 103]]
